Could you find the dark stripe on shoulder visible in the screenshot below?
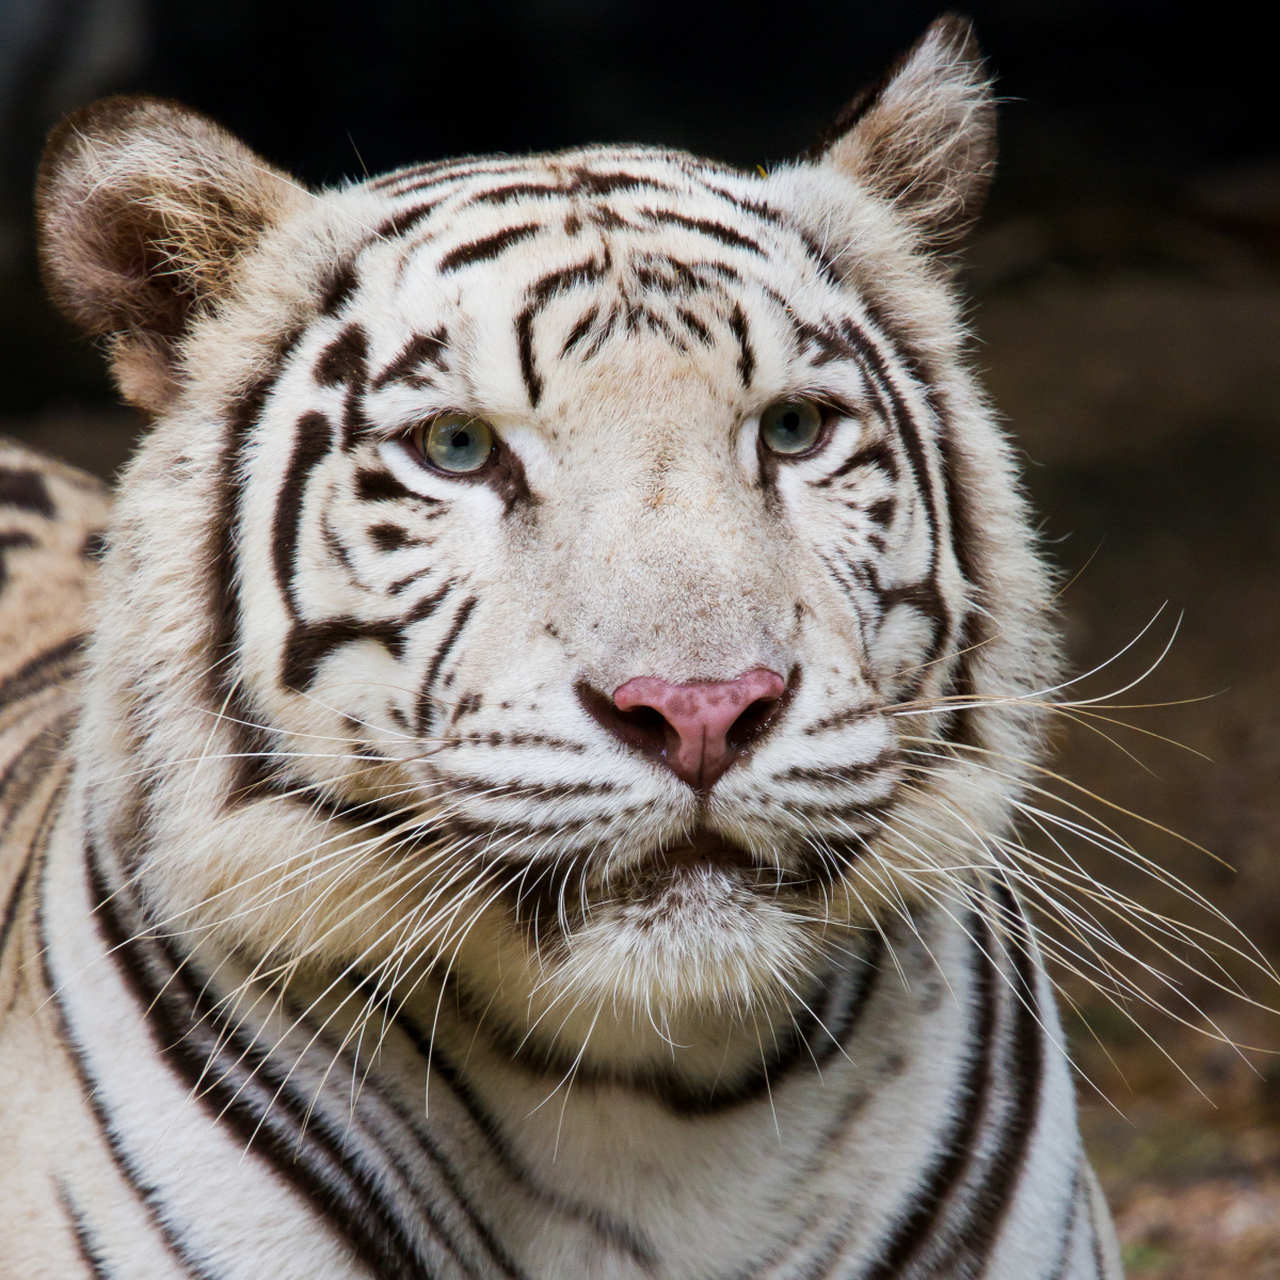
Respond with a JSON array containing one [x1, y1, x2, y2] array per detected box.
[[930, 885, 1046, 1272]]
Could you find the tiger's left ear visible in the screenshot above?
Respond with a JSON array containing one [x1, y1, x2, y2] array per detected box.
[[807, 14, 995, 251]]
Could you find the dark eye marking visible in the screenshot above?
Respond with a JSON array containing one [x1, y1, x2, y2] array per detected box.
[[438, 223, 542, 273]]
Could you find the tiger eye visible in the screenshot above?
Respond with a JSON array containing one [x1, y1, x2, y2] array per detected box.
[[413, 414, 495, 474], [760, 398, 824, 456]]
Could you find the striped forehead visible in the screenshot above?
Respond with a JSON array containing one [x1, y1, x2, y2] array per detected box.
[[335, 149, 850, 410]]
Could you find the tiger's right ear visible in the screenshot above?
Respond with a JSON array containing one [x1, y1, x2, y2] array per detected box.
[[37, 96, 307, 414]]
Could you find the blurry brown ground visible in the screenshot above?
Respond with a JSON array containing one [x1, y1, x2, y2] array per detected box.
[[4, 169, 1280, 1276]]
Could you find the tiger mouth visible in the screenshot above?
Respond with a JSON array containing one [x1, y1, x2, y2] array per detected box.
[[651, 831, 758, 872]]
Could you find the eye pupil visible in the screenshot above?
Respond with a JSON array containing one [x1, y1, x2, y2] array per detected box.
[[760, 398, 823, 457]]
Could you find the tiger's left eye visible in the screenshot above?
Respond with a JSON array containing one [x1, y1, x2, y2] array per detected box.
[[411, 414, 495, 473], [760, 398, 824, 456]]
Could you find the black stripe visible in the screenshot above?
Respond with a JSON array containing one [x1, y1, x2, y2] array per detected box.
[[439, 223, 542, 273], [775, 751, 896, 786], [282, 576, 454, 689], [929, 885, 1046, 1273], [355, 468, 426, 504], [315, 323, 368, 386], [0, 720, 72, 958], [529, 252, 611, 305], [441, 932, 881, 1116], [813, 440, 900, 488], [57, 1182, 115, 1280], [84, 845, 513, 1280], [1045, 1164, 1084, 1280], [727, 302, 755, 386], [514, 307, 542, 407], [468, 182, 563, 205], [209, 328, 303, 798], [38, 850, 213, 1278], [676, 307, 712, 344], [385, 1004, 660, 1268], [0, 466, 55, 517], [0, 529, 36, 590], [318, 260, 358, 316], [0, 635, 82, 713], [415, 596, 478, 732], [861, 911, 999, 1280], [839, 319, 951, 669], [371, 329, 449, 390], [639, 207, 765, 255], [271, 412, 335, 618], [560, 307, 598, 356], [376, 197, 449, 238], [369, 523, 412, 551]]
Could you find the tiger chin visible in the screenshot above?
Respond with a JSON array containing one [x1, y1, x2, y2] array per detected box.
[[0, 15, 1124, 1280]]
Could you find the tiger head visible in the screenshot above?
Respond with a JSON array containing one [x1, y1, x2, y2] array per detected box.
[[39, 18, 1056, 1080]]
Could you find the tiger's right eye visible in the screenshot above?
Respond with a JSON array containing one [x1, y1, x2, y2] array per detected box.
[[411, 415, 495, 474]]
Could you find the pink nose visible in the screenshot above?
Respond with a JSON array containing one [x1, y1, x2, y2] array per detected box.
[[611, 669, 788, 789]]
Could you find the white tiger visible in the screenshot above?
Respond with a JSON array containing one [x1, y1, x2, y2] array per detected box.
[[0, 17, 1124, 1278]]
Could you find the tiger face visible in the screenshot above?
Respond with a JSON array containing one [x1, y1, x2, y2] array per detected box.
[[40, 22, 1055, 1074]]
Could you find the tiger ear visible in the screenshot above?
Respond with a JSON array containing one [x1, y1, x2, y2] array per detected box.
[[807, 14, 995, 251], [37, 96, 307, 414]]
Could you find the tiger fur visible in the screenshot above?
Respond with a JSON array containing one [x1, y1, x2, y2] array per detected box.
[[0, 17, 1124, 1278]]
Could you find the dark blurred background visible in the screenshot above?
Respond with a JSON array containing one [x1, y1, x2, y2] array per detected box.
[[2, 3, 1278, 1274]]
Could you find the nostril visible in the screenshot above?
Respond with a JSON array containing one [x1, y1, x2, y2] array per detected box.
[[611, 701, 672, 753], [726, 694, 783, 752], [575, 680, 675, 762]]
